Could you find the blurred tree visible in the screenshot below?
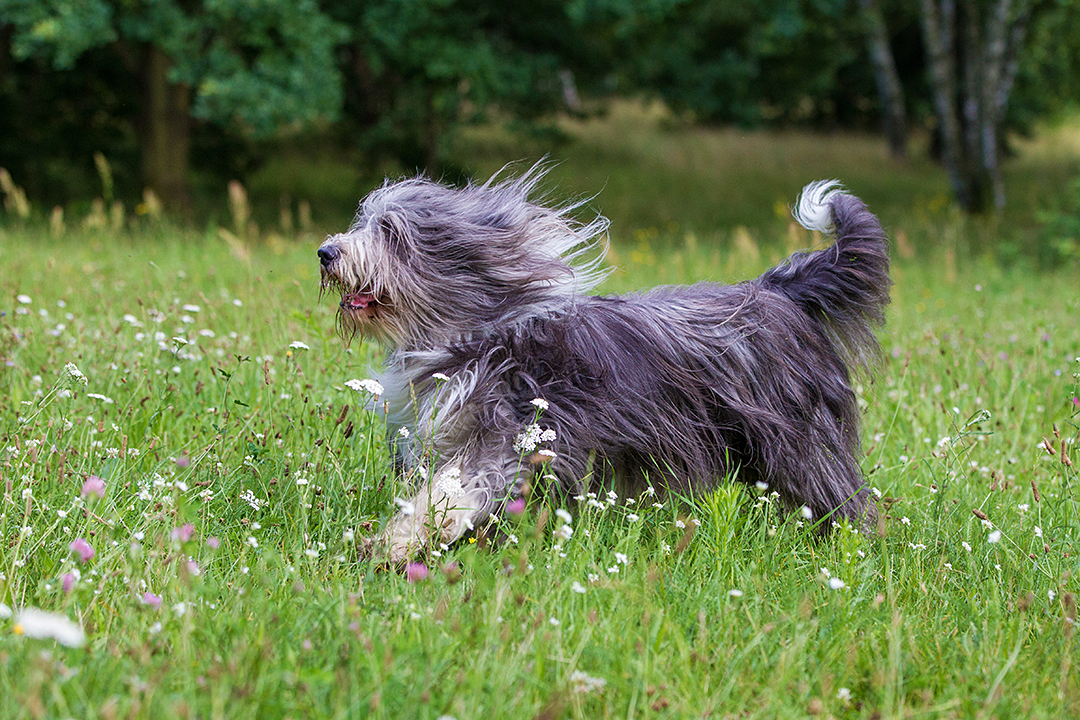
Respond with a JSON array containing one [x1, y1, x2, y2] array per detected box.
[[0, 0, 345, 210], [859, 0, 907, 159], [3, 0, 1079, 216], [920, 0, 1032, 212], [328, 0, 593, 174], [570, 0, 874, 127]]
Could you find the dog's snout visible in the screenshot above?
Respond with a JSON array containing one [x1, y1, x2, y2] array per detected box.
[[318, 245, 339, 267]]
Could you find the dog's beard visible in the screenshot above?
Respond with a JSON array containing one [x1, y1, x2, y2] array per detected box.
[[319, 271, 397, 344]]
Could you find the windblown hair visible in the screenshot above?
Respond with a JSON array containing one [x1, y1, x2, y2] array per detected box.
[[321, 166, 609, 347], [318, 168, 891, 562]]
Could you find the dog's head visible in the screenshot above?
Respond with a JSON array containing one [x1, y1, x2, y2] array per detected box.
[[318, 165, 609, 348]]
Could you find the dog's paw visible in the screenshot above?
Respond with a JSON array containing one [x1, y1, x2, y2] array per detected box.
[[355, 533, 416, 572], [383, 535, 420, 567]]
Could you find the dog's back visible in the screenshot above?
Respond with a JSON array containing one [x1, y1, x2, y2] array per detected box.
[[498, 183, 891, 527]]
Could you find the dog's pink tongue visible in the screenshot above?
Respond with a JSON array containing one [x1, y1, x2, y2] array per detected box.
[[343, 292, 375, 309]]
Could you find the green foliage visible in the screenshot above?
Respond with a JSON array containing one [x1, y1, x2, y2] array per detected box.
[[3, 0, 345, 135], [1010, 0, 1080, 131], [569, 0, 877, 126], [180, 0, 346, 134], [330, 0, 577, 170], [2, 0, 116, 69], [3, 0, 1080, 212], [1036, 176, 1080, 263]]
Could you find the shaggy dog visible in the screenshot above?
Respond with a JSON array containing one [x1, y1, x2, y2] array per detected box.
[[318, 167, 890, 562]]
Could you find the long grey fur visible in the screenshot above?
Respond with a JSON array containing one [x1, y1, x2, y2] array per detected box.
[[318, 167, 890, 559]]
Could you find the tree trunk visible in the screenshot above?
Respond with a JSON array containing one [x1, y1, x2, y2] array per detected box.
[[920, 0, 1031, 213], [960, 1, 992, 212], [921, 0, 972, 209], [859, 0, 907, 160], [0, 24, 12, 87], [140, 45, 191, 213]]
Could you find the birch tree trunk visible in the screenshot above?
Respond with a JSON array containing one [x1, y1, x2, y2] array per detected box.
[[859, 0, 908, 160], [920, 0, 1031, 213]]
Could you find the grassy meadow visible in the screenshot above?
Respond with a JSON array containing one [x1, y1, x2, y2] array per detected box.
[[1, 106, 1079, 718]]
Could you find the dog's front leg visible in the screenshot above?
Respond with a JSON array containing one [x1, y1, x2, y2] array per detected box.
[[376, 454, 529, 564]]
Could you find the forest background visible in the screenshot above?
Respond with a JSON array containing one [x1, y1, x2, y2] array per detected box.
[[3, 0, 1080, 230]]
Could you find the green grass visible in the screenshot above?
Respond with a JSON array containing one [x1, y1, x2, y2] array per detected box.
[[1, 112, 1079, 719]]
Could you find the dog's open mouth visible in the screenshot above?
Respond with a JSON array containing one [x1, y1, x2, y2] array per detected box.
[[337, 287, 387, 322], [342, 290, 376, 311]]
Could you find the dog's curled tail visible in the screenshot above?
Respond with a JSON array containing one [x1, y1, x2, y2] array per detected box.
[[760, 180, 891, 368]]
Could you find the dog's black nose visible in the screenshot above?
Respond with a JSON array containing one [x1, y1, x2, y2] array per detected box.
[[317, 246, 339, 267]]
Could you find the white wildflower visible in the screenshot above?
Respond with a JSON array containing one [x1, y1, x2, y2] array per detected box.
[[988, 530, 1001, 544], [395, 498, 416, 516], [345, 378, 384, 396], [435, 467, 465, 497], [13, 608, 86, 647], [288, 341, 310, 350], [569, 670, 607, 695], [514, 424, 545, 453], [728, 589, 744, 597], [64, 362, 88, 385], [555, 508, 572, 524], [571, 581, 586, 594], [828, 577, 846, 590]]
